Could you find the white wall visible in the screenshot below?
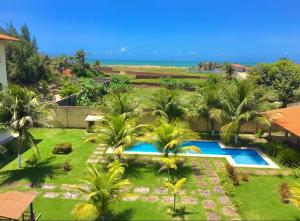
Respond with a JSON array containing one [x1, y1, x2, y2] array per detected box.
[[0, 41, 8, 88]]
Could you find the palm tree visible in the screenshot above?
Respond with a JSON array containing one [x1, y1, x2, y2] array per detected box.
[[210, 80, 274, 144], [104, 93, 140, 119], [90, 114, 145, 159], [148, 119, 199, 157], [165, 178, 187, 214], [158, 157, 178, 181], [150, 89, 185, 122], [0, 85, 56, 168], [73, 164, 133, 220], [223, 63, 235, 80]]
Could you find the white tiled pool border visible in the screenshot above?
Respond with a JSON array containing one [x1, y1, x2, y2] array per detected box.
[[106, 140, 279, 169]]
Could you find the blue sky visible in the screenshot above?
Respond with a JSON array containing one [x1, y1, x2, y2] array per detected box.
[[1, 0, 300, 62]]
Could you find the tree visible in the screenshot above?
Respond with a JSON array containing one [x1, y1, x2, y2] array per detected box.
[[150, 89, 185, 122], [108, 75, 132, 93], [250, 59, 300, 107], [0, 85, 57, 168], [165, 178, 187, 214], [223, 63, 235, 80], [90, 114, 145, 159], [104, 93, 140, 119], [158, 157, 178, 181], [210, 80, 276, 144], [149, 119, 199, 157], [73, 164, 133, 220], [0, 23, 53, 84]]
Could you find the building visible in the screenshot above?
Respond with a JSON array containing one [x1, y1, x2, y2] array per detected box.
[[0, 34, 19, 89], [232, 64, 247, 72]]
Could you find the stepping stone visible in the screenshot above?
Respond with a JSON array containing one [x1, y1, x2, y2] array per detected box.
[[87, 159, 99, 164], [203, 200, 216, 209], [43, 192, 60, 198], [283, 171, 291, 176], [98, 144, 106, 147], [195, 175, 205, 180], [255, 170, 267, 175], [122, 195, 138, 201], [133, 187, 149, 193], [222, 206, 239, 217], [88, 155, 97, 159], [197, 181, 208, 187], [143, 195, 159, 202], [218, 195, 231, 205], [181, 197, 197, 205], [78, 184, 90, 191], [154, 187, 168, 194], [179, 189, 186, 195], [41, 184, 56, 190], [96, 146, 106, 150], [206, 211, 220, 221], [209, 177, 220, 185], [121, 186, 132, 192], [99, 159, 108, 164], [207, 171, 218, 177], [162, 196, 174, 203], [63, 192, 79, 199], [213, 186, 224, 194], [268, 170, 277, 175], [94, 151, 104, 155], [199, 189, 211, 198], [60, 184, 78, 191]]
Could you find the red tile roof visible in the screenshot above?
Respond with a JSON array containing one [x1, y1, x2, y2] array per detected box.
[[0, 34, 20, 42], [263, 105, 300, 137]]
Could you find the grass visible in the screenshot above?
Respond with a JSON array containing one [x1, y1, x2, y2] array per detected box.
[[237, 175, 300, 220]]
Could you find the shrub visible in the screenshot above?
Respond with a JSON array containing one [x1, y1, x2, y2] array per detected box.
[[279, 182, 290, 203], [108, 75, 131, 93], [241, 172, 249, 182], [62, 161, 72, 172], [256, 129, 264, 138], [265, 142, 283, 157], [25, 154, 39, 167], [52, 143, 73, 154], [226, 163, 240, 185], [277, 148, 300, 167], [292, 168, 300, 178], [59, 79, 79, 98], [159, 77, 178, 89]]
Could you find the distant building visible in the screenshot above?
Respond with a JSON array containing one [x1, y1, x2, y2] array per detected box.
[[231, 64, 247, 72], [62, 68, 74, 77], [0, 34, 19, 89]]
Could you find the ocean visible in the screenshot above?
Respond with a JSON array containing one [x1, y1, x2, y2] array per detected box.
[[98, 59, 258, 67]]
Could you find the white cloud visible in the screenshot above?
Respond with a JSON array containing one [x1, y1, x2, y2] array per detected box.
[[190, 51, 198, 56], [120, 47, 128, 53]]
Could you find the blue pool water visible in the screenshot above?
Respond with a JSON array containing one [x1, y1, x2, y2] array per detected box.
[[126, 141, 268, 166]]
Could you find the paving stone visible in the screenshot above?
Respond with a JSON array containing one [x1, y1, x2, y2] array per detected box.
[[218, 195, 231, 205], [122, 195, 138, 201], [213, 186, 224, 194], [62, 192, 79, 199], [60, 184, 79, 191], [96, 147, 106, 150], [255, 170, 268, 175], [179, 189, 186, 195], [209, 177, 220, 185], [206, 211, 220, 221], [203, 200, 216, 209], [199, 189, 211, 198], [197, 181, 208, 187], [78, 184, 90, 191], [133, 187, 149, 193], [87, 159, 99, 164], [97, 144, 106, 147], [268, 170, 277, 175], [99, 159, 108, 164], [222, 206, 239, 217], [41, 184, 56, 190], [195, 175, 205, 180], [142, 195, 159, 202], [162, 196, 174, 203], [43, 192, 60, 198], [207, 170, 219, 177], [154, 187, 168, 194], [181, 197, 197, 204], [94, 151, 104, 155]]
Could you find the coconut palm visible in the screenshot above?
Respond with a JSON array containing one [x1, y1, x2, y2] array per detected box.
[[150, 89, 185, 122], [90, 114, 145, 159], [73, 164, 133, 220], [165, 178, 187, 214], [104, 93, 140, 119], [223, 63, 235, 80], [210, 80, 275, 144], [158, 157, 178, 181], [0, 85, 56, 168], [149, 119, 199, 157]]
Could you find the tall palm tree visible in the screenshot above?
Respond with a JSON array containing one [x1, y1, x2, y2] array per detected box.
[[0, 85, 56, 168], [150, 89, 185, 122], [165, 178, 187, 214], [73, 164, 133, 220], [90, 114, 145, 159], [223, 63, 235, 80], [148, 119, 199, 157], [210, 80, 274, 144], [104, 93, 140, 119]]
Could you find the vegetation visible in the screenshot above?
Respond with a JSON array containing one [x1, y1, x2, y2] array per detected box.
[[52, 143, 73, 154], [108, 75, 132, 93], [165, 178, 187, 215]]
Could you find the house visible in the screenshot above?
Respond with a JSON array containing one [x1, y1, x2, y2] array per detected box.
[[0, 34, 19, 89], [231, 64, 247, 72]]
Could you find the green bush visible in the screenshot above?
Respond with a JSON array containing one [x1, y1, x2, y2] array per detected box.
[[108, 75, 131, 93], [265, 142, 284, 157], [277, 148, 300, 167], [52, 143, 73, 154], [159, 77, 178, 89], [59, 79, 79, 98], [25, 154, 39, 167], [62, 160, 72, 172]]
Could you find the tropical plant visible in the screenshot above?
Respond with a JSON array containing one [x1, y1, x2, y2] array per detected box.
[[90, 114, 145, 159], [148, 119, 199, 157], [150, 89, 185, 122], [73, 164, 133, 220], [158, 157, 178, 181], [210, 80, 276, 144], [0, 85, 57, 168], [108, 75, 131, 93], [223, 63, 235, 80], [104, 93, 140, 118], [165, 178, 187, 214], [159, 77, 178, 89]]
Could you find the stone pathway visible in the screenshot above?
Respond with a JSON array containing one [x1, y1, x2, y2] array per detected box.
[[86, 144, 108, 164]]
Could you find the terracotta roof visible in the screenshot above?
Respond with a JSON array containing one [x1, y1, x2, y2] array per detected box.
[[0, 34, 20, 42], [263, 105, 300, 136], [0, 191, 37, 219], [62, 68, 74, 77], [232, 64, 245, 68]]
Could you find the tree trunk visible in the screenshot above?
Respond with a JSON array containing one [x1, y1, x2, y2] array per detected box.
[[167, 168, 170, 181], [173, 193, 176, 213], [234, 134, 238, 144], [17, 137, 22, 168], [211, 120, 215, 137]]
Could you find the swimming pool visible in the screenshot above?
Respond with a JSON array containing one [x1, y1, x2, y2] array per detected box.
[[122, 141, 279, 168]]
